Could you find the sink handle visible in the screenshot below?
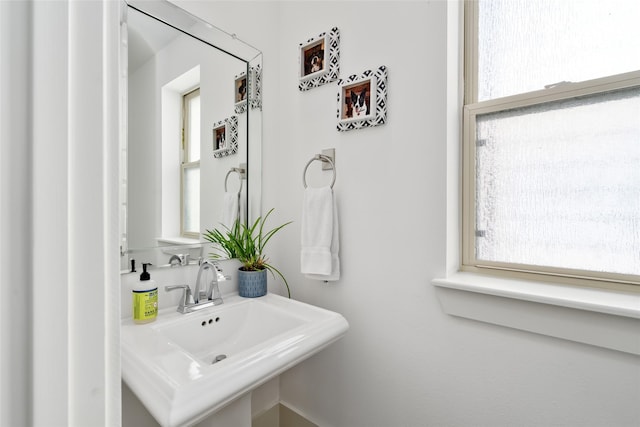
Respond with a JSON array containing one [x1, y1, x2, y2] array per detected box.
[[165, 285, 192, 313]]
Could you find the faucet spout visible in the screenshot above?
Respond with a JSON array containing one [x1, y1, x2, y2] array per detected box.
[[165, 260, 224, 313], [194, 259, 223, 304], [169, 254, 181, 267]]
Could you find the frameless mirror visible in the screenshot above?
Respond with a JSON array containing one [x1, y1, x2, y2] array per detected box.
[[120, 0, 262, 270]]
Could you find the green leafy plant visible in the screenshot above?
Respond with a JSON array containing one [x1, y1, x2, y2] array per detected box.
[[203, 209, 292, 298], [203, 220, 242, 260]]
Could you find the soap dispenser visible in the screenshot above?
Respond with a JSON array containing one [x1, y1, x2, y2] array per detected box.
[[132, 263, 158, 324]]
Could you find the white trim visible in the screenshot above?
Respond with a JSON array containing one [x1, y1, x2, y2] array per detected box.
[[0, 1, 33, 424], [433, 273, 640, 355], [32, 1, 71, 424], [466, 70, 640, 114], [68, 0, 121, 423]]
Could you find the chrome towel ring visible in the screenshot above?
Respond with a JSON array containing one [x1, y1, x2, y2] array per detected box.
[[303, 154, 336, 189], [224, 167, 245, 193]]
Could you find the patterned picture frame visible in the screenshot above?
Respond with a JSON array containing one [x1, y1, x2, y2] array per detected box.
[[234, 72, 248, 114], [250, 64, 262, 110], [212, 116, 238, 158], [298, 27, 340, 91], [337, 65, 388, 131]]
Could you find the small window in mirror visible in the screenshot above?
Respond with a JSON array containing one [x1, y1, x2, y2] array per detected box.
[[181, 88, 201, 237]]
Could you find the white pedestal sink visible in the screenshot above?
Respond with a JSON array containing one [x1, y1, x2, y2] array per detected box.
[[121, 293, 349, 427]]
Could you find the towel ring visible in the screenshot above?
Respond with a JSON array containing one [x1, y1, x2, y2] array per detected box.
[[225, 167, 245, 193], [302, 154, 336, 189]]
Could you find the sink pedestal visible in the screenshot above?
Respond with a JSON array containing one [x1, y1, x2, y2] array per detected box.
[[194, 394, 251, 427]]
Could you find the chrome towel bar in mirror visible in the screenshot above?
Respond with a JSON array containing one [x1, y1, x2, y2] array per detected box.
[[224, 166, 246, 193]]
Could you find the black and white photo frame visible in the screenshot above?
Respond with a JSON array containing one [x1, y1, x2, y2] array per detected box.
[[337, 65, 387, 131], [212, 116, 238, 158], [234, 72, 248, 114], [298, 27, 340, 91], [250, 64, 262, 110], [234, 66, 262, 113]]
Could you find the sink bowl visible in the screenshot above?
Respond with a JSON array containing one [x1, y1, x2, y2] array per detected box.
[[156, 296, 307, 365], [121, 293, 349, 427]]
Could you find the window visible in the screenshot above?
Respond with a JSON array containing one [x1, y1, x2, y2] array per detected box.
[[181, 88, 200, 237], [463, 0, 640, 287]]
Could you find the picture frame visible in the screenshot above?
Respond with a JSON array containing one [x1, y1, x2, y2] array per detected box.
[[250, 64, 262, 110], [234, 66, 262, 112], [337, 65, 388, 131], [234, 72, 248, 114], [212, 116, 238, 158], [298, 27, 340, 91]]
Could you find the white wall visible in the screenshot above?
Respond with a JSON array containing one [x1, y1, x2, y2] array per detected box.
[[174, 1, 640, 426]]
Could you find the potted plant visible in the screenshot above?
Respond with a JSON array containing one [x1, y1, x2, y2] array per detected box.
[[202, 220, 243, 286], [203, 219, 242, 260], [203, 209, 292, 298]]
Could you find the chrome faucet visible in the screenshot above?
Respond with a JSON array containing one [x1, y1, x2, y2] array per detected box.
[[165, 260, 224, 313], [194, 259, 223, 304], [169, 254, 182, 267], [169, 254, 189, 267]]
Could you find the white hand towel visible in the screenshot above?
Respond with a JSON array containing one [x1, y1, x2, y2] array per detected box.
[[301, 186, 340, 281], [221, 192, 239, 230], [238, 190, 246, 224]]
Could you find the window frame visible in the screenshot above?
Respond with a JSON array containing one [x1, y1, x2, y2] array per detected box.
[[180, 87, 200, 238], [462, 1, 640, 290]]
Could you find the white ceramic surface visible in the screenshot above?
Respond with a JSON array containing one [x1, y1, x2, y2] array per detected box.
[[121, 293, 349, 427]]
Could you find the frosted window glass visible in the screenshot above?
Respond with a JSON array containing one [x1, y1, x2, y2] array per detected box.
[[183, 166, 200, 234], [478, 0, 640, 101], [187, 94, 200, 161], [475, 87, 640, 276]]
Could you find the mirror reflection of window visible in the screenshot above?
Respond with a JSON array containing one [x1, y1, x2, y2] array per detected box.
[[182, 88, 200, 237], [122, 2, 260, 264]]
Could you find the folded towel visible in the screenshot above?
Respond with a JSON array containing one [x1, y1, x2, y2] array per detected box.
[[221, 191, 239, 230], [238, 190, 246, 224], [301, 186, 340, 281]]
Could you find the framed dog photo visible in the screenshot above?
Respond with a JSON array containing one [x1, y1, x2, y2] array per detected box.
[[234, 72, 248, 114], [300, 36, 327, 79], [298, 27, 340, 91], [337, 65, 388, 131], [212, 116, 239, 158], [339, 78, 376, 123]]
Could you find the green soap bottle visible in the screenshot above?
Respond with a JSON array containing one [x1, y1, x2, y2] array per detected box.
[[132, 263, 158, 324]]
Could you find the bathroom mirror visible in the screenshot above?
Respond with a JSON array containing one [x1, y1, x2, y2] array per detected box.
[[120, 0, 262, 269]]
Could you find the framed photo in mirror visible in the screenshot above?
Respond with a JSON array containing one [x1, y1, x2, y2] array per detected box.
[[298, 27, 340, 91], [234, 72, 248, 114], [212, 116, 238, 158], [337, 65, 388, 131], [250, 65, 262, 110]]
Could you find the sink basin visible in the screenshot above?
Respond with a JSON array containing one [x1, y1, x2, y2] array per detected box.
[[156, 296, 308, 365], [121, 293, 349, 427]]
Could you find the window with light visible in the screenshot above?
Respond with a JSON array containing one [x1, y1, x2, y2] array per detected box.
[[181, 87, 200, 237], [463, 0, 640, 287]]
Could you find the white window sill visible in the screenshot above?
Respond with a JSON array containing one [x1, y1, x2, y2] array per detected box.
[[156, 236, 201, 246], [432, 273, 640, 355]]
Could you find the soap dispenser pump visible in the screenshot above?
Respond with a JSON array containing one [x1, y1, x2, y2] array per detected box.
[[132, 263, 158, 324]]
